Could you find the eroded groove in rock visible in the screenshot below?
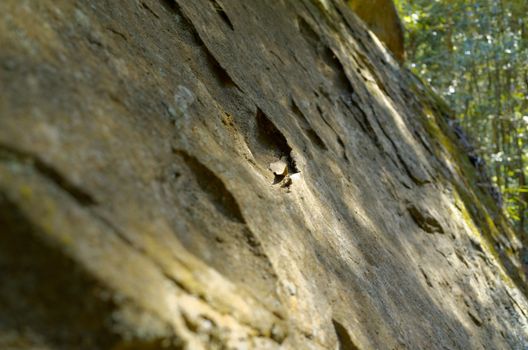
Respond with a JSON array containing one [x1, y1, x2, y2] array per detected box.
[[320, 45, 354, 94], [307, 128, 329, 152], [168, 1, 238, 89], [332, 320, 360, 350], [200, 42, 239, 88], [173, 149, 246, 224], [2, 0, 528, 349], [298, 16, 354, 95], [467, 310, 483, 327], [158, 149, 281, 314], [160, 0, 174, 9], [291, 98, 328, 151], [407, 203, 444, 234], [140, 1, 161, 19], [298, 16, 319, 45], [161, 1, 203, 45], [209, 0, 234, 30], [354, 50, 391, 97], [255, 108, 299, 174], [0, 144, 96, 206], [369, 108, 431, 185], [315, 100, 342, 140], [336, 136, 349, 161], [344, 95, 384, 150]]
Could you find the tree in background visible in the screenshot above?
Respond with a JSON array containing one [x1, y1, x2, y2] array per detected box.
[[395, 0, 528, 234]]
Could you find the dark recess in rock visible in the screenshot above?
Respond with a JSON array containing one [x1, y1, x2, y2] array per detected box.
[[298, 17, 354, 95], [290, 98, 328, 151], [336, 136, 349, 161], [255, 108, 299, 174], [203, 44, 238, 88], [140, 1, 161, 19], [173, 148, 246, 224], [320, 45, 354, 94], [168, 0, 238, 89], [209, 0, 234, 30], [0, 196, 118, 349], [467, 310, 483, 327], [332, 320, 360, 350], [0, 144, 96, 206], [407, 204, 444, 234], [298, 16, 320, 47]]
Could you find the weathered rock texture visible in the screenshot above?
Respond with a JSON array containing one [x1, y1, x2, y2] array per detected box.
[[347, 0, 405, 63], [1, 0, 527, 349]]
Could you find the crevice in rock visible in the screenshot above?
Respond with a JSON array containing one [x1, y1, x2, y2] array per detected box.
[[0, 144, 97, 206], [467, 310, 483, 327], [106, 27, 128, 42], [393, 150, 428, 186], [333, 2, 394, 92], [344, 97, 412, 179], [407, 204, 444, 234], [420, 267, 434, 287], [344, 95, 382, 150], [321, 46, 354, 94], [290, 98, 309, 127], [337, 136, 349, 161], [160, 0, 177, 12], [167, 1, 238, 88], [140, 1, 161, 19], [307, 128, 329, 151], [203, 45, 238, 88], [333, 2, 363, 38], [241, 227, 264, 255], [161, 1, 203, 47], [298, 16, 320, 47], [412, 128, 435, 157], [354, 51, 390, 97], [332, 320, 360, 350], [209, 0, 234, 30], [291, 98, 328, 151], [255, 108, 299, 174], [298, 17, 353, 95], [172, 149, 246, 224], [270, 49, 286, 65], [315, 102, 336, 133], [369, 109, 430, 185]]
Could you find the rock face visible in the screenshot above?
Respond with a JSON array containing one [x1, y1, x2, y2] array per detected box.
[[347, 0, 405, 63], [1, 0, 527, 349]]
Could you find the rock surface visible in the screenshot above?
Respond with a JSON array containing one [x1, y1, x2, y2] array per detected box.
[[347, 0, 405, 63], [1, 0, 527, 349]]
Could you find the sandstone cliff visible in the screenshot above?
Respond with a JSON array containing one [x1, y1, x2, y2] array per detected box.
[[347, 0, 405, 63], [1, 0, 527, 349]]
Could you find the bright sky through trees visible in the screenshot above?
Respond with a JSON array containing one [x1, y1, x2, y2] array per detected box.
[[396, 0, 528, 234]]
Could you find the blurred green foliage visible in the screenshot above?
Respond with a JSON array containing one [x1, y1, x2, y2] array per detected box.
[[395, 0, 528, 234]]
